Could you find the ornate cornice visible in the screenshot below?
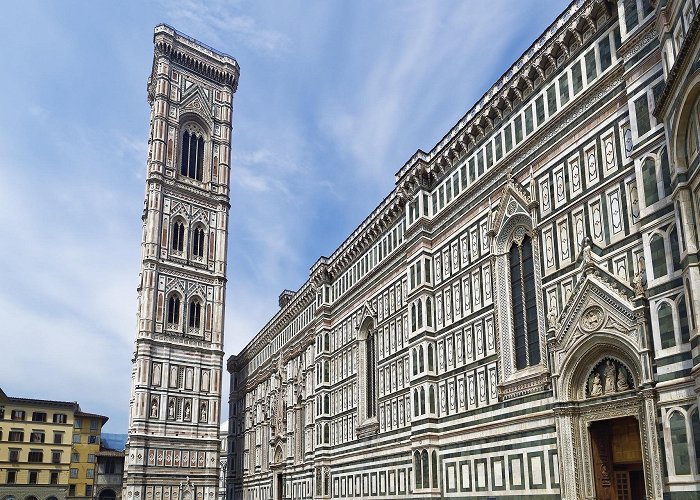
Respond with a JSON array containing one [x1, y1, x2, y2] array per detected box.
[[234, 282, 316, 367], [394, 0, 612, 187], [153, 24, 240, 90], [654, 6, 700, 117]]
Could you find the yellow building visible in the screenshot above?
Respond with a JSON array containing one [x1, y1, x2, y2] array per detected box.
[[68, 412, 108, 499], [0, 388, 79, 500]]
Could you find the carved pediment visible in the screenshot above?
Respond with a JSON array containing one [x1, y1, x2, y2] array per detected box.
[[165, 277, 185, 296], [357, 300, 378, 330], [551, 259, 640, 353], [188, 283, 206, 300], [181, 85, 212, 122], [170, 201, 189, 219], [191, 208, 209, 226], [490, 170, 538, 252]]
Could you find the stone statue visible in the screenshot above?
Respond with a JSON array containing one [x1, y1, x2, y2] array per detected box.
[[617, 365, 630, 391], [589, 373, 603, 397], [603, 360, 616, 393], [184, 402, 191, 420], [151, 398, 159, 417], [582, 237, 592, 265], [200, 403, 207, 422], [633, 271, 645, 297], [547, 307, 558, 330], [168, 399, 175, 419]]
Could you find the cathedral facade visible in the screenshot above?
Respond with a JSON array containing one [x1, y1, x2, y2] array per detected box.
[[123, 25, 239, 500], [227, 0, 700, 498]]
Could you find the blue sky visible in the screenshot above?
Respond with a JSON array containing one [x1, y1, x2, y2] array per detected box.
[[0, 0, 569, 432]]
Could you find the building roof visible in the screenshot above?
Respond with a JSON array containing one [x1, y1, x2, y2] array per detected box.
[[76, 410, 109, 423], [97, 449, 125, 458], [2, 392, 79, 410]]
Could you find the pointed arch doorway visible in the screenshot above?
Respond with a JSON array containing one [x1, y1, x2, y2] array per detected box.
[[549, 261, 664, 499]]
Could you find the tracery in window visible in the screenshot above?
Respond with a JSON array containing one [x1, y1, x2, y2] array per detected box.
[[192, 226, 205, 259], [172, 220, 185, 252], [167, 294, 181, 326], [509, 234, 540, 369], [180, 127, 205, 181], [188, 299, 202, 329]]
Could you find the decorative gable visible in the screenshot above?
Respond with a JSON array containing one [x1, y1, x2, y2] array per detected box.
[[180, 85, 212, 122], [548, 243, 652, 402], [489, 169, 537, 252]]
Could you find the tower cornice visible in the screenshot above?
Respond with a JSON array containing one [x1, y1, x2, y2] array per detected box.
[[153, 24, 239, 89]]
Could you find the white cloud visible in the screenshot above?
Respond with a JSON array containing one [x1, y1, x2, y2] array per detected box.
[[162, 0, 289, 56], [0, 0, 570, 432]]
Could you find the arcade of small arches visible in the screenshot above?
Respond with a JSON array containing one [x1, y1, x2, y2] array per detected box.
[[171, 218, 207, 261], [166, 293, 205, 332]]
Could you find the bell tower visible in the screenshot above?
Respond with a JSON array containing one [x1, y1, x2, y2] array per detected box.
[[124, 24, 239, 500]]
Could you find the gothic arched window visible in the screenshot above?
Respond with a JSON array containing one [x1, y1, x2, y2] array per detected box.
[[172, 221, 185, 252], [188, 299, 202, 329], [167, 295, 181, 325], [192, 226, 205, 259], [421, 450, 429, 488], [366, 328, 377, 419], [669, 226, 681, 272], [650, 233, 668, 279], [642, 157, 659, 206], [417, 299, 423, 329], [180, 129, 205, 181], [670, 411, 691, 475], [510, 234, 540, 369], [426, 298, 433, 327], [658, 302, 675, 349], [414, 451, 422, 488]]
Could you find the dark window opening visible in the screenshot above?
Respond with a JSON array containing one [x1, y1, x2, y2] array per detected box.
[[189, 300, 202, 329], [571, 61, 583, 94], [167, 295, 181, 325], [510, 235, 540, 369], [366, 327, 377, 419], [599, 35, 612, 71], [180, 130, 205, 181], [193, 227, 205, 258], [172, 221, 185, 252]]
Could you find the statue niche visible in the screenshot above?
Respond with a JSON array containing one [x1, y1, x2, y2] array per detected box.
[[586, 358, 633, 398]]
